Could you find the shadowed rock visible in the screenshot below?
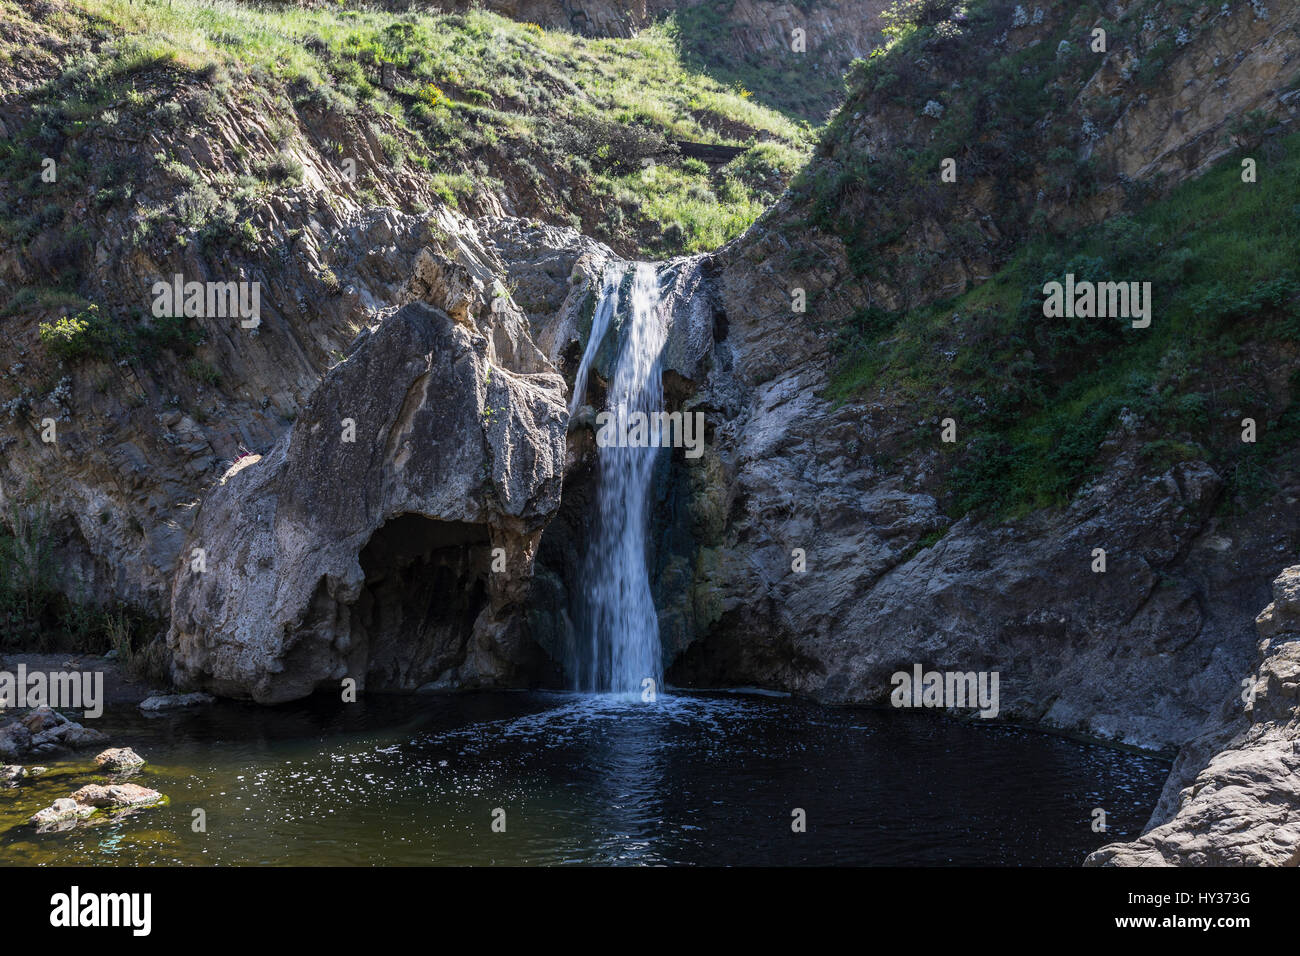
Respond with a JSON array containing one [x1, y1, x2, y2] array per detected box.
[[139, 692, 214, 712], [166, 281, 568, 703], [1085, 565, 1300, 866]]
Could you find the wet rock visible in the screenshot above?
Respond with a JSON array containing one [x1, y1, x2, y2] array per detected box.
[[94, 747, 145, 771], [30, 797, 94, 829], [139, 692, 214, 712], [69, 782, 163, 810], [28, 782, 164, 832], [1, 764, 25, 787]]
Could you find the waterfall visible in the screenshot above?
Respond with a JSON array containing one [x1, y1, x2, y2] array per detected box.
[[573, 262, 667, 694]]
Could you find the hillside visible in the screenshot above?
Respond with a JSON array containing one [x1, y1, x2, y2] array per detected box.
[[0, 0, 811, 262]]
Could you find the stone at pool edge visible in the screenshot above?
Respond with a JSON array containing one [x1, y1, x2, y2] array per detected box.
[[139, 692, 215, 712], [94, 747, 145, 772], [0, 707, 107, 761], [0, 763, 45, 786]]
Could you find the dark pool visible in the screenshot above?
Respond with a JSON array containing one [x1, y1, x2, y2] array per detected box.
[[0, 689, 1170, 866]]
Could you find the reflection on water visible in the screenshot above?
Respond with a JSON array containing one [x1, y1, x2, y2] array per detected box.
[[0, 691, 1169, 866]]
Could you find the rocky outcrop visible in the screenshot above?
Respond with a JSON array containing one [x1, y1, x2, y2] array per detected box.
[[1085, 565, 1300, 866], [655, 0, 1300, 750], [164, 239, 572, 703]]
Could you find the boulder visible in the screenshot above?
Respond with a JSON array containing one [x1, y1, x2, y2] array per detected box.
[[0, 721, 31, 761], [30, 797, 94, 829], [94, 747, 145, 771], [166, 296, 568, 703], [69, 782, 163, 809], [28, 782, 164, 832], [22, 706, 68, 733], [28, 720, 108, 754]]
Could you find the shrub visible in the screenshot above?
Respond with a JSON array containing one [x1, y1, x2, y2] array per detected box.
[[38, 305, 112, 361]]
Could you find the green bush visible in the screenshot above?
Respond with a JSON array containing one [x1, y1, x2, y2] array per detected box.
[[38, 305, 113, 362]]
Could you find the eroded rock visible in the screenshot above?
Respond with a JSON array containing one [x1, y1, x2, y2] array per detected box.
[[166, 291, 569, 703]]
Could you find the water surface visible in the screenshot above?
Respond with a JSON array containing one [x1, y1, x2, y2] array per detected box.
[[0, 691, 1169, 866]]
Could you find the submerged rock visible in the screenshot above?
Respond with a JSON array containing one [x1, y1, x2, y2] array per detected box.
[[1086, 565, 1300, 866], [94, 747, 145, 771]]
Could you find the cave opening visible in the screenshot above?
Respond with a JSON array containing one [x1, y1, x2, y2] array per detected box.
[[353, 513, 491, 691]]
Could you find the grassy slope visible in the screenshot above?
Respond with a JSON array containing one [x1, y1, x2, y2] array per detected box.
[[0, 0, 810, 258], [759, 0, 1300, 521], [831, 131, 1300, 518], [667, 0, 850, 125]]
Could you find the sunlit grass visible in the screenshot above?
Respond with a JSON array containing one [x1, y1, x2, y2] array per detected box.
[[47, 0, 812, 256]]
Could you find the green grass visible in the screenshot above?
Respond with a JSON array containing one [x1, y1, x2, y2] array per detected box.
[[664, 2, 844, 124], [829, 129, 1300, 518], [3, 0, 814, 257]]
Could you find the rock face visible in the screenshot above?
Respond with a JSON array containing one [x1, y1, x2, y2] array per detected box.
[[1085, 565, 1300, 866], [165, 251, 570, 703], [652, 1, 1300, 750]]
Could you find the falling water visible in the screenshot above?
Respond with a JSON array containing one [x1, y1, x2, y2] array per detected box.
[[574, 262, 667, 694]]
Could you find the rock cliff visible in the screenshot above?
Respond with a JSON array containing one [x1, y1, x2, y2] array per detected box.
[[1085, 564, 1300, 866]]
